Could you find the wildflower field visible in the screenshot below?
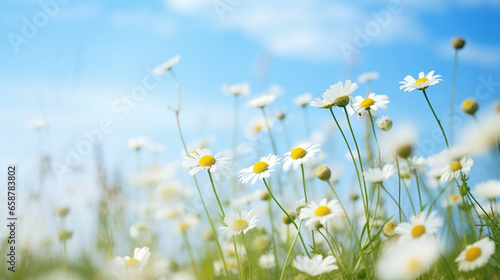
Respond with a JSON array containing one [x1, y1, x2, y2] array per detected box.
[[2, 1, 500, 280]]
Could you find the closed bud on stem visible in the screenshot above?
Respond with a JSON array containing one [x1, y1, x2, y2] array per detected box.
[[461, 99, 479, 115], [260, 190, 270, 200], [282, 210, 297, 224], [315, 165, 331, 181], [58, 229, 73, 241], [451, 37, 466, 50], [396, 144, 413, 159]]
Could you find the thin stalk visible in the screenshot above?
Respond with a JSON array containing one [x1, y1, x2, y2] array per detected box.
[[233, 236, 243, 280], [394, 153, 403, 222], [301, 164, 308, 203], [368, 110, 381, 167], [280, 221, 303, 280], [267, 199, 279, 276], [303, 106, 311, 137], [208, 171, 225, 217], [263, 178, 310, 256], [414, 170, 423, 212], [422, 89, 449, 148], [242, 233, 252, 279], [182, 231, 200, 278], [261, 107, 279, 155], [318, 230, 346, 278]]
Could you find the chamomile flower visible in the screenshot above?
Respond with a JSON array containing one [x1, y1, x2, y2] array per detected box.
[[442, 194, 463, 208], [357, 71, 379, 83], [363, 164, 395, 183], [376, 115, 393, 131], [175, 214, 199, 233], [153, 55, 180, 74], [299, 199, 342, 229], [294, 93, 312, 107], [129, 223, 150, 239], [282, 143, 321, 172], [456, 237, 495, 272], [127, 136, 148, 151], [113, 247, 151, 278], [311, 80, 358, 109], [293, 254, 338, 276], [221, 82, 250, 96], [475, 179, 500, 200], [440, 156, 473, 183], [351, 93, 390, 117], [246, 94, 277, 108], [259, 254, 276, 269], [239, 154, 280, 185], [182, 149, 229, 180], [377, 238, 439, 280], [394, 211, 443, 242], [219, 210, 258, 237], [399, 71, 442, 92], [27, 118, 48, 129]]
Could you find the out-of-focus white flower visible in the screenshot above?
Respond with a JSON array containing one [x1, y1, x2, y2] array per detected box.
[[129, 223, 150, 239], [147, 143, 165, 153], [442, 194, 463, 208], [456, 237, 495, 272], [311, 80, 358, 109], [293, 254, 338, 276], [246, 94, 277, 108], [456, 113, 500, 155], [127, 136, 148, 151], [175, 214, 199, 233], [220, 210, 258, 237], [294, 93, 312, 107], [221, 82, 250, 96], [153, 55, 180, 74], [475, 180, 500, 200], [113, 247, 151, 279], [376, 115, 393, 131], [27, 118, 47, 129], [363, 164, 395, 183], [440, 156, 473, 183], [129, 164, 174, 186], [399, 71, 442, 92], [357, 71, 379, 83], [259, 254, 276, 269]]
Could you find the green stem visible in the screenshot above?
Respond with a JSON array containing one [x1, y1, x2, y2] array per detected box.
[[182, 231, 200, 278], [280, 221, 303, 280], [422, 89, 449, 148], [414, 170, 423, 212], [233, 236, 243, 280], [301, 164, 308, 203], [368, 110, 382, 167], [208, 171, 225, 217], [261, 107, 279, 155]]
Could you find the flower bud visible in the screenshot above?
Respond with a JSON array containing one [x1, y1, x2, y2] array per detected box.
[[58, 229, 73, 241], [396, 144, 412, 159], [260, 190, 270, 200], [55, 206, 69, 218], [315, 165, 331, 181], [382, 221, 398, 237], [461, 99, 478, 115], [276, 112, 285, 120], [376, 116, 392, 131], [282, 210, 297, 224], [451, 37, 466, 50], [350, 193, 359, 201]]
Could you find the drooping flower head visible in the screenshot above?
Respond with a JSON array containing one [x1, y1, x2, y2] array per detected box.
[[221, 82, 250, 97]]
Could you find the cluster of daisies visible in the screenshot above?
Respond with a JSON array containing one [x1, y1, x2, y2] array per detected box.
[[106, 53, 500, 280]]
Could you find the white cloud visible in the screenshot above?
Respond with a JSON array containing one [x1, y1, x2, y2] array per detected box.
[[110, 9, 175, 35], [436, 40, 500, 67]]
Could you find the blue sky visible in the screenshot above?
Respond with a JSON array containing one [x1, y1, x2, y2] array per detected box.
[[1, 0, 500, 185]]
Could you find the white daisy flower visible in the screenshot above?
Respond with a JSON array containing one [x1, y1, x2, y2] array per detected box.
[[293, 254, 338, 276], [246, 94, 277, 108], [440, 156, 473, 183], [377, 238, 439, 280], [27, 118, 47, 129], [127, 136, 148, 151], [442, 194, 464, 208], [113, 247, 151, 278], [376, 115, 393, 131], [259, 254, 276, 269], [221, 82, 250, 97], [239, 154, 280, 185], [363, 164, 395, 183], [399, 71, 442, 92], [153, 55, 180, 74], [394, 211, 443, 242], [214, 258, 238, 276], [357, 71, 379, 83], [175, 214, 199, 233], [475, 180, 500, 200], [351, 93, 389, 118], [282, 143, 321, 172], [311, 80, 358, 109], [129, 223, 150, 239], [299, 199, 342, 229], [456, 237, 495, 272], [155, 206, 185, 219], [408, 156, 427, 173], [456, 113, 500, 156], [294, 93, 312, 107], [182, 149, 229, 180], [219, 210, 258, 237]]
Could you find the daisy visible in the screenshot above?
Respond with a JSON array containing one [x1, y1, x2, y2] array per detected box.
[[182, 149, 229, 180], [440, 156, 473, 183], [219, 210, 258, 237], [246, 94, 277, 108], [357, 71, 379, 83], [127, 136, 147, 151], [175, 214, 199, 233], [377, 238, 439, 280], [475, 179, 500, 200], [299, 199, 342, 229], [363, 164, 395, 183], [27, 118, 47, 129], [113, 247, 151, 277], [293, 254, 338, 276], [456, 237, 495, 272], [351, 93, 390, 118], [239, 154, 280, 185], [394, 211, 443, 242], [129, 223, 150, 239], [294, 93, 312, 107], [376, 115, 392, 131], [221, 82, 250, 97], [399, 71, 442, 92], [442, 194, 463, 208], [153, 55, 180, 74], [259, 254, 276, 269], [311, 80, 358, 109], [282, 143, 321, 172]]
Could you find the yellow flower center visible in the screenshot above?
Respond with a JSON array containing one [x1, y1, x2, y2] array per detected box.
[[314, 206, 331, 216], [360, 98, 375, 109], [125, 258, 141, 269], [253, 161, 269, 174], [254, 125, 262, 132], [233, 219, 249, 231], [402, 173, 411, 179], [198, 155, 216, 167], [465, 247, 482, 262], [408, 259, 421, 273], [451, 194, 461, 202], [411, 225, 426, 238], [415, 77, 429, 84], [450, 161, 462, 172], [291, 148, 307, 159]]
